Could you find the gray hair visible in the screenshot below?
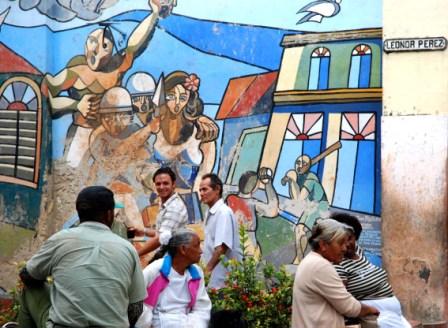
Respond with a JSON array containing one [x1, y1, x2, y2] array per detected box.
[[309, 219, 353, 251], [150, 229, 197, 263], [166, 229, 197, 257]]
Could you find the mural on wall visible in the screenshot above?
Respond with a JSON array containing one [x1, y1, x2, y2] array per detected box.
[[0, 0, 382, 265]]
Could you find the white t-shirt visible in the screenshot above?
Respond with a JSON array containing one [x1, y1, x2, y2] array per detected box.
[[152, 270, 191, 328], [202, 199, 242, 289]]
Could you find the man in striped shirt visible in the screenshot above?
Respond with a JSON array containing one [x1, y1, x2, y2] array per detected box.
[[137, 167, 189, 256], [332, 213, 411, 328]]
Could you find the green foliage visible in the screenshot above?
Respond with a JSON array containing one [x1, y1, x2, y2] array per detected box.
[[0, 261, 25, 325], [209, 225, 293, 328]]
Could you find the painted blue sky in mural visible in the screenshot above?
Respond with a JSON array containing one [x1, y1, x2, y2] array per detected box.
[[2, 0, 381, 31], [0, 0, 381, 163]]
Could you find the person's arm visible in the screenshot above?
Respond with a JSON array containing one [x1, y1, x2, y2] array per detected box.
[[205, 209, 234, 274], [205, 244, 228, 274], [127, 247, 148, 326], [187, 267, 212, 328], [19, 267, 46, 288], [312, 260, 363, 318], [281, 170, 301, 200], [121, 0, 163, 72], [135, 260, 164, 327], [255, 172, 279, 218], [25, 234, 61, 281], [333, 263, 349, 287], [41, 68, 100, 119], [137, 235, 161, 256], [195, 115, 219, 143], [194, 141, 216, 192], [128, 301, 143, 327], [133, 226, 157, 238], [359, 303, 380, 317]]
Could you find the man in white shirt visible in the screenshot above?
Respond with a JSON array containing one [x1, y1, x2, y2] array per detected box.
[[138, 167, 189, 256], [199, 173, 241, 289]]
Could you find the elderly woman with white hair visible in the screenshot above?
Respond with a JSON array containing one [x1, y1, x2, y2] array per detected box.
[[135, 229, 211, 328], [292, 219, 380, 328]]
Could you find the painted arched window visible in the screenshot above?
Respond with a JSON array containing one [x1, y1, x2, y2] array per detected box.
[[308, 47, 330, 90], [0, 76, 42, 188], [348, 44, 372, 88]]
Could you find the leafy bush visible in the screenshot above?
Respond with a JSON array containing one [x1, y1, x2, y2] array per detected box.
[[209, 226, 293, 328], [0, 262, 25, 325]]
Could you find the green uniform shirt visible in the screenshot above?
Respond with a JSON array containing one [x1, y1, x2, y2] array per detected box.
[[27, 221, 146, 327]]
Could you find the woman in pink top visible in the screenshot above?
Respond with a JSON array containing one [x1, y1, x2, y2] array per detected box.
[[291, 219, 379, 327]]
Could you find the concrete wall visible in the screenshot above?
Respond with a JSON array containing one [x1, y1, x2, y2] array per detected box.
[[382, 0, 448, 324]]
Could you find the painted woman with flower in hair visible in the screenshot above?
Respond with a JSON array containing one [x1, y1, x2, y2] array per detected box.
[[149, 71, 219, 191]]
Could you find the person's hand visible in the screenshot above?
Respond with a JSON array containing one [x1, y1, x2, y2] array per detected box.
[[148, 115, 161, 133], [359, 303, 380, 317], [258, 167, 273, 184], [281, 170, 297, 186], [195, 115, 219, 142], [133, 96, 154, 113], [131, 226, 145, 236], [78, 94, 100, 119], [150, 0, 177, 18], [148, 0, 161, 14], [367, 305, 380, 316]]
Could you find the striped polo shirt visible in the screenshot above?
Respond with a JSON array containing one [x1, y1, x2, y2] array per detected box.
[[334, 247, 394, 300]]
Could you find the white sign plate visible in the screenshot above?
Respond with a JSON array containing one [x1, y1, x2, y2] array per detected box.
[[384, 37, 447, 53]]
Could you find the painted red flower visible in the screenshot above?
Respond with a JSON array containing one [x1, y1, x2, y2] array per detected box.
[[183, 73, 200, 92]]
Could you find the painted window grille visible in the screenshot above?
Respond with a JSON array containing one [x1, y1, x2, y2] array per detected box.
[[274, 113, 324, 197], [308, 47, 330, 90], [0, 76, 42, 189], [348, 44, 372, 88], [333, 112, 377, 214]]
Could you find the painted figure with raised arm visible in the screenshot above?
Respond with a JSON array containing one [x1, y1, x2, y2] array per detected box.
[[226, 167, 279, 258], [41, 0, 176, 167]]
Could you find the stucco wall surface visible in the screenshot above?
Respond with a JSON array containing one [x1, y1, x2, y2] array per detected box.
[[382, 115, 448, 322], [383, 0, 448, 116]]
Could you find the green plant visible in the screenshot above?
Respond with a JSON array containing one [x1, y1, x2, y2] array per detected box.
[[209, 225, 293, 328], [0, 261, 25, 325]]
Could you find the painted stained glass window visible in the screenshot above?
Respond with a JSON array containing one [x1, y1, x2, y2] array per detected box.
[[333, 113, 377, 214]]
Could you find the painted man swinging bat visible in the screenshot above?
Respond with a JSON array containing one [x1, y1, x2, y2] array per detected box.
[[281, 141, 342, 263]]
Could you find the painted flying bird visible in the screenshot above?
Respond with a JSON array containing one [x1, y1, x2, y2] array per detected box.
[[0, 6, 10, 30], [296, 0, 341, 24], [59, 0, 118, 21]]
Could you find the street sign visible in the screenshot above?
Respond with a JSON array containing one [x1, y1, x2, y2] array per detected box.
[[384, 37, 447, 53]]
